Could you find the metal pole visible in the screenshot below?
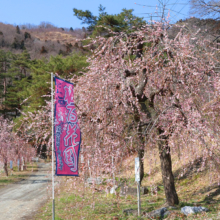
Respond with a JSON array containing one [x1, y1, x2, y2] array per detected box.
[[135, 157, 141, 217], [88, 159, 91, 178], [51, 73, 55, 220], [208, 76, 210, 102], [137, 181, 141, 216], [112, 155, 115, 186]]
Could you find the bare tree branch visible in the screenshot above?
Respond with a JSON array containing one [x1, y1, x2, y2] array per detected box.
[[190, 0, 220, 20]]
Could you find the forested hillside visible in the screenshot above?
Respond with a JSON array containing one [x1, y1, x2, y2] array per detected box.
[[0, 21, 90, 118], [0, 22, 88, 59], [0, 6, 147, 119]]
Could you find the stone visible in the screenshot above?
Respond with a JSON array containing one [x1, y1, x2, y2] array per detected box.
[[120, 186, 149, 196], [110, 185, 118, 194], [31, 157, 39, 162], [146, 207, 168, 218], [141, 186, 149, 195], [181, 206, 209, 216], [105, 179, 113, 183], [166, 206, 178, 210], [123, 209, 138, 216], [152, 186, 161, 194], [86, 177, 102, 185], [163, 211, 171, 217]]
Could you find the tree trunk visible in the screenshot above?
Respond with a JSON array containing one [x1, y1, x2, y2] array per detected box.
[[138, 148, 144, 184], [4, 161, 8, 176], [137, 123, 145, 185], [3, 77, 6, 118], [23, 158, 27, 171], [3, 77, 6, 99], [158, 129, 179, 206], [18, 158, 21, 171]]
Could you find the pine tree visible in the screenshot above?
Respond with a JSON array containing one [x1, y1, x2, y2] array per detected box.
[[0, 50, 12, 117], [14, 52, 88, 127], [20, 40, 25, 50], [73, 5, 146, 35], [3, 50, 31, 117], [40, 46, 47, 54], [24, 32, 31, 39], [11, 38, 20, 49], [16, 25, 20, 34]]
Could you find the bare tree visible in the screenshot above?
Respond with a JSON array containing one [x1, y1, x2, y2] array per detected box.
[[190, 0, 220, 19]]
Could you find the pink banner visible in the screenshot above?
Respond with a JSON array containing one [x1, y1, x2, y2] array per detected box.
[[54, 77, 81, 176]]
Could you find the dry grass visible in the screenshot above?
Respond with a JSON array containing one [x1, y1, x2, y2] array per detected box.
[[29, 30, 77, 46]]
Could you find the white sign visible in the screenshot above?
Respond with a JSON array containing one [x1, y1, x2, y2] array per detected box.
[[135, 157, 140, 182]]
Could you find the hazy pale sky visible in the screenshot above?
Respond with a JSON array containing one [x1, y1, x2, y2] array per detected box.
[[0, 0, 191, 29]]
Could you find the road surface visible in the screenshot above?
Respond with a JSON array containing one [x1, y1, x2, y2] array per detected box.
[[0, 163, 51, 220]]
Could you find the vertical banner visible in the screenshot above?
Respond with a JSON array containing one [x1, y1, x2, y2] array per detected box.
[[54, 76, 81, 176]]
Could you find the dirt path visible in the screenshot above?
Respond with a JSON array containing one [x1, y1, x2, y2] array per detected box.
[[0, 162, 51, 220]]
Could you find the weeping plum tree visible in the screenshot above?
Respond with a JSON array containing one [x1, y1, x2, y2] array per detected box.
[[17, 101, 53, 149], [17, 23, 220, 206], [0, 117, 14, 176], [0, 116, 35, 175], [75, 23, 220, 205]]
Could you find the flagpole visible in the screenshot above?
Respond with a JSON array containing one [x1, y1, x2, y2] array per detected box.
[[51, 73, 55, 220]]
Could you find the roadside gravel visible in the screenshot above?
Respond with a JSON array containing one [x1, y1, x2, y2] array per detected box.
[[0, 163, 51, 220]]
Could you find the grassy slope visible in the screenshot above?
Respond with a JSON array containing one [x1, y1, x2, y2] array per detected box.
[[29, 31, 77, 46], [35, 147, 220, 220]]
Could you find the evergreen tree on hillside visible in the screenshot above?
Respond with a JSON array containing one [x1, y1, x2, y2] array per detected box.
[[73, 5, 146, 35], [0, 50, 12, 117], [24, 32, 31, 40], [14, 53, 88, 129], [48, 53, 88, 77], [16, 25, 20, 34], [4, 50, 32, 115], [20, 40, 25, 50], [40, 46, 47, 54], [10, 50, 31, 78], [73, 8, 97, 31], [11, 38, 25, 50]]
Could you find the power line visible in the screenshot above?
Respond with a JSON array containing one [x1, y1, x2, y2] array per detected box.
[[169, 4, 189, 22], [134, 0, 189, 23]]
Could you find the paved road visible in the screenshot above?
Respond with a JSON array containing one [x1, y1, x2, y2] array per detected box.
[[0, 163, 51, 220]]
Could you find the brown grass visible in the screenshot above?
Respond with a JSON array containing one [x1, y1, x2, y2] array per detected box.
[[29, 31, 77, 46]]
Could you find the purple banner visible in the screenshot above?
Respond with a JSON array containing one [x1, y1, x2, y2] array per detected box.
[[54, 77, 81, 176]]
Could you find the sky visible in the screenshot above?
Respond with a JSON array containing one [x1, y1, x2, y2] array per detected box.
[[0, 0, 191, 29]]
